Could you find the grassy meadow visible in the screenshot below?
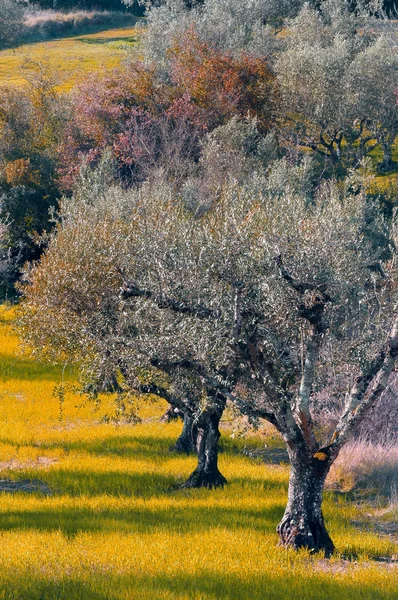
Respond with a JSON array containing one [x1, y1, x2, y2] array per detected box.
[[0, 26, 141, 91], [0, 304, 396, 599]]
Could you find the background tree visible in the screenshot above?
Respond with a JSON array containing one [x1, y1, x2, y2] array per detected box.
[[347, 35, 398, 171], [0, 0, 28, 49], [275, 0, 396, 176], [0, 64, 65, 296], [139, 0, 302, 74]]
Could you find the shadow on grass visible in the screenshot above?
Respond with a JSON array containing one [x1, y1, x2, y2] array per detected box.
[[0, 430, 284, 469], [0, 354, 68, 382], [0, 500, 284, 536], [5, 458, 287, 499], [1, 569, 397, 600], [78, 36, 137, 45]]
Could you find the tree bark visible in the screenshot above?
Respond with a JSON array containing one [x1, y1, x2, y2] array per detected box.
[[172, 413, 197, 454], [277, 448, 334, 556], [182, 413, 227, 489]]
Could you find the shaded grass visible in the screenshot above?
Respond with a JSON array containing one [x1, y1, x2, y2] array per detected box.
[[0, 304, 395, 598]]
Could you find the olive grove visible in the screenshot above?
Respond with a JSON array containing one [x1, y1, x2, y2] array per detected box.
[[14, 0, 398, 558]]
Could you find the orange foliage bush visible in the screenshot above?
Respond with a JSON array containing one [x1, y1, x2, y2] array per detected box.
[[168, 27, 277, 130]]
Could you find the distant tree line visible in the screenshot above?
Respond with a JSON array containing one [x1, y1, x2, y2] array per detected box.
[[33, 0, 145, 14]]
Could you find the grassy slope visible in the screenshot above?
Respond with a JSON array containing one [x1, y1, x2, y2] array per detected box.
[[0, 26, 141, 91], [0, 304, 396, 600]]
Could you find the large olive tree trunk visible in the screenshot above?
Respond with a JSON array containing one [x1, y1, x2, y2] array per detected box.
[[182, 412, 227, 489], [277, 448, 334, 556]]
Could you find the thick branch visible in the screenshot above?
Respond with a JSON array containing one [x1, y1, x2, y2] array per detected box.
[[135, 382, 193, 418], [295, 327, 321, 452], [274, 256, 331, 301], [151, 356, 282, 431], [119, 282, 217, 320], [329, 315, 398, 454]]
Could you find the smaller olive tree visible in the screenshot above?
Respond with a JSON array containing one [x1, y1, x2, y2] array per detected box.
[[19, 160, 228, 488], [276, 0, 396, 175]]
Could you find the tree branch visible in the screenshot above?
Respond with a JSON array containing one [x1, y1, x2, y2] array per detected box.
[[119, 281, 217, 320], [295, 327, 321, 452], [329, 314, 398, 454]]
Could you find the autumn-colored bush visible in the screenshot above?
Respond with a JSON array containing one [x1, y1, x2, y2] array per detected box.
[[58, 63, 210, 189], [168, 27, 277, 130], [58, 33, 277, 190]]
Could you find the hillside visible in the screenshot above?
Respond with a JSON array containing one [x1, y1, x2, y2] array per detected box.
[[0, 25, 141, 90]]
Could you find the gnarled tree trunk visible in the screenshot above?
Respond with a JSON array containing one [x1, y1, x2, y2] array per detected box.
[[277, 448, 334, 556], [172, 412, 197, 454], [182, 412, 227, 489]]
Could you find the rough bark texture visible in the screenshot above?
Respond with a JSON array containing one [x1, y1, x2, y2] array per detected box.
[[182, 413, 227, 489], [277, 448, 334, 556], [172, 413, 197, 454]]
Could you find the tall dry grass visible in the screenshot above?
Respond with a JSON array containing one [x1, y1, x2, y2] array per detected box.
[[22, 9, 139, 43], [329, 439, 398, 504]]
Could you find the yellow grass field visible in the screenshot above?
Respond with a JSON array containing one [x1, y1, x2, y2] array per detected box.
[[0, 304, 396, 599], [0, 26, 142, 91]]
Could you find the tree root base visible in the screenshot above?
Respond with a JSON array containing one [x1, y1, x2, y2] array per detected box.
[[181, 470, 227, 489], [277, 515, 335, 557]]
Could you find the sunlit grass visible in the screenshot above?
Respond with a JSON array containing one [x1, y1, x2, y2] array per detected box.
[[0, 304, 395, 599], [0, 26, 142, 91]]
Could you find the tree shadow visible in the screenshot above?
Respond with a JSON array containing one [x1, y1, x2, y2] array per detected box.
[[3, 568, 398, 600], [0, 499, 284, 536], [78, 36, 137, 45]]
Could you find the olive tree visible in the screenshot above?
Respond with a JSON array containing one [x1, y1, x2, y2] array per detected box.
[[115, 168, 397, 555], [140, 0, 304, 70], [19, 160, 228, 488], [276, 0, 396, 175], [20, 154, 398, 552], [347, 35, 398, 171]]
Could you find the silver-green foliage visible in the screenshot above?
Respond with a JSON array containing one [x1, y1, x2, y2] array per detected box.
[[0, 0, 27, 48], [276, 0, 397, 171], [141, 0, 304, 68]]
